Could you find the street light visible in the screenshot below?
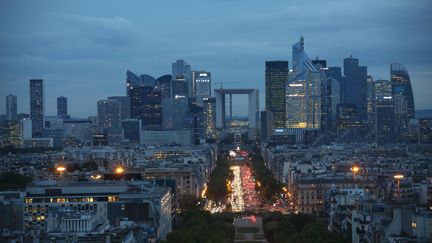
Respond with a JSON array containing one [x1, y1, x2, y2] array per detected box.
[[394, 174, 404, 200], [56, 165, 66, 182], [115, 166, 124, 174], [351, 166, 360, 183], [56, 166, 66, 173]]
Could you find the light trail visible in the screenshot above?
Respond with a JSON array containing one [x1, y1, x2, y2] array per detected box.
[[230, 165, 244, 212]]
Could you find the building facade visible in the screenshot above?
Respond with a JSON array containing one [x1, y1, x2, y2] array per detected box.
[[30, 79, 44, 138], [265, 61, 288, 129]]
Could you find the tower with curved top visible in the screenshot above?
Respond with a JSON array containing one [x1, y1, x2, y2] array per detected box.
[[390, 63, 415, 142]]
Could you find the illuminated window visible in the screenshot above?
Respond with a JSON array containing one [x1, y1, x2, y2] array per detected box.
[[411, 222, 417, 228]]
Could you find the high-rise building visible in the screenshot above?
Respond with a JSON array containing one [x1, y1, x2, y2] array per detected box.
[[286, 37, 322, 129], [126, 70, 156, 96], [121, 119, 141, 143], [162, 96, 189, 129], [374, 80, 394, 145], [156, 74, 172, 99], [391, 63, 415, 143], [265, 61, 288, 129], [97, 99, 121, 132], [342, 56, 367, 120], [192, 71, 211, 106], [203, 97, 216, 140], [366, 75, 374, 124], [6, 94, 17, 121], [130, 85, 162, 127], [323, 67, 342, 133], [30, 79, 44, 137], [56, 96, 68, 118], [172, 60, 192, 97], [108, 96, 130, 121]]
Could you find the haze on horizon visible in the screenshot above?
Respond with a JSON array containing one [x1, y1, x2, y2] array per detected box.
[[0, 0, 431, 117]]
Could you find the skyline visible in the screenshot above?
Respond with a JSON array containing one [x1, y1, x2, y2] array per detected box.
[[1, 0, 432, 117]]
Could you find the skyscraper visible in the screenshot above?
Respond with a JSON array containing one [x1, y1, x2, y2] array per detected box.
[[265, 61, 288, 129], [57, 96, 68, 118], [6, 94, 17, 121], [286, 37, 322, 129], [130, 85, 162, 127], [162, 96, 189, 129], [156, 74, 172, 99], [391, 63, 415, 143], [97, 99, 121, 131], [30, 79, 44, 137], [342, 56, 367, 120], [324, 67, 342, 133], [203, 98, 216, 140], [374, 80, 394, 145], [172, 60, 192, 97], [192, 71, 211, 106], [108, 96, 130, 121]]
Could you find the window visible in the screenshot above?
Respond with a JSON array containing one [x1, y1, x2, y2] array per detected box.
[[411, 222, 417, 228]]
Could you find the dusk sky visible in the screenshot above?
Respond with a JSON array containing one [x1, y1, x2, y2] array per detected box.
[[0, 0, 431, 117]]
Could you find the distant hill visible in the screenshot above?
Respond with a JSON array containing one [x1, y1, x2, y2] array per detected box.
[[416, 109, 432, 118]]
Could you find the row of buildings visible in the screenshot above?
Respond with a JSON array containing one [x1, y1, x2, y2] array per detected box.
[[261, 144, 432, 242], [0, 144, 217, 242], [262, 37, 419, 146]]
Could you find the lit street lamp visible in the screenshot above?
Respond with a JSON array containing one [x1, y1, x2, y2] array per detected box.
[[394, 174, 404, 200], [115, 166, 125, 174], [351, 166, 360, 183]]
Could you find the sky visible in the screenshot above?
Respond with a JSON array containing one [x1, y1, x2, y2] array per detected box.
[[0, 0, 431, 117]]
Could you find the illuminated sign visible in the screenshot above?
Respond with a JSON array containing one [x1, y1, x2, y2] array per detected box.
[[289, 83, 303, 87]]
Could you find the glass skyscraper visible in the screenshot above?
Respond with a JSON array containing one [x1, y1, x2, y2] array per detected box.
[[374, 80, 394, 145], [6, 94, 17, 121], [391, 63, 415, 143], [192, 71, 211, 107], [286, 37, 322, 129], [30, 79, 44, 137], [57, 96, 68, 118], [265, 61, 288, 129], [172, 60, 192, 97], [342, 56, 367, 120], [130, 85, 162, 127]]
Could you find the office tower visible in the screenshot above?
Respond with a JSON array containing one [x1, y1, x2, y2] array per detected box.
[[126, 70, 156, 96], [366, 75, 374, 123], [130, 85, 162, 127], [122, 119, 141, 143], [324, 67, 342, 133], [203, 98, 216, 140], [156, 74, 172, 99], [260, 110, 274, 143], [286, 37, 322, 129], [30, 79, 44, 137], [162, 96, 189, 129], [126, 70, 140, 96], [57, 96, 68, 118], [108, 96, 130, 121], [192, 71, 211, 106], [172, 60, 192, 97], [391, 63, 415, 143], [6, 94, 17, 121], [342, 56, 367, 120], [374, 80, 394, 145], [336, 103, 357, 132], [97, 99, 121, 131], [186, 102, 204, 145], [265, 61, 288, 129]]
